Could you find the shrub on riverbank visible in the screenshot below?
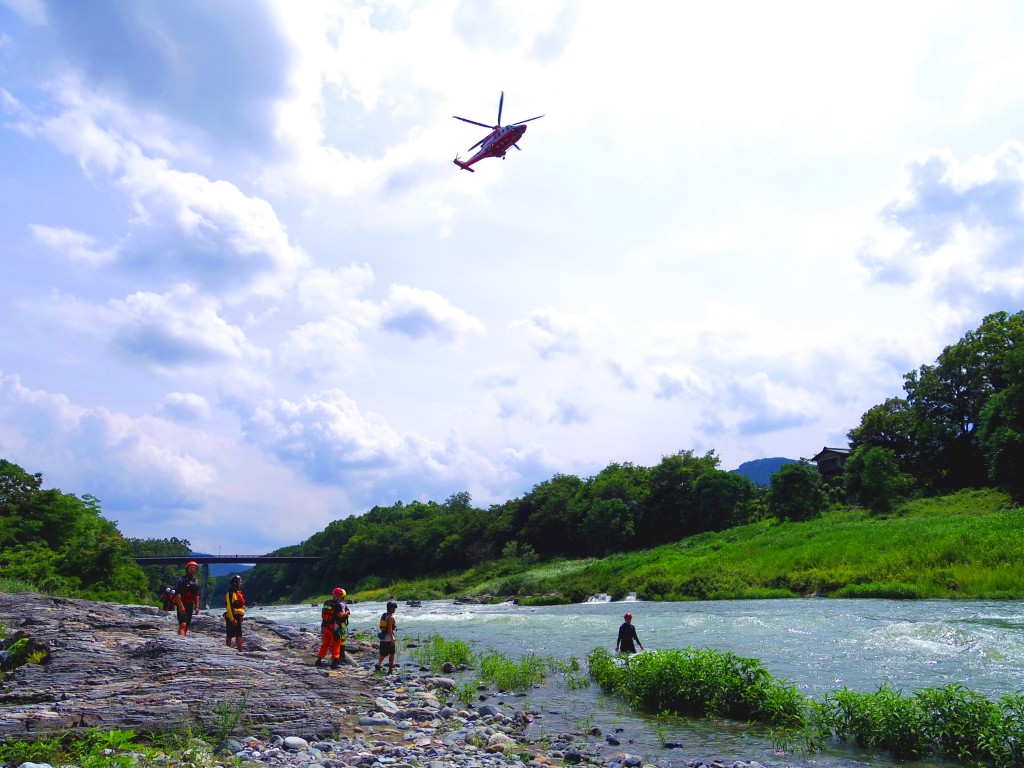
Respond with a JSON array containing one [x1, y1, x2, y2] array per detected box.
[[588, 647, 1024, 767], [588, 647, 804, 728]]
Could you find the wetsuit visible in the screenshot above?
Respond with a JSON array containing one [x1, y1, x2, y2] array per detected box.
[[174, 575, 200, 630], [616, 622, 642, 654], [225, 588, 245, 639], [317, 598, 349, 664]]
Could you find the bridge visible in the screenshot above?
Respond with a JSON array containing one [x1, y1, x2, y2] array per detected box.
[[134, 556, 321, 608]]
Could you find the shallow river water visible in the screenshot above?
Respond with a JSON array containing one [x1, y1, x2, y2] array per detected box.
[[254, 598, 1024, 768]]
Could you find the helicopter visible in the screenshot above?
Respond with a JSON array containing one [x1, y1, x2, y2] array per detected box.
[[452, 91, 543, 172]]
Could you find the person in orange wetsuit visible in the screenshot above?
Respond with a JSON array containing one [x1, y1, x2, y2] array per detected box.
[[173, 561, 201, 636], [225, 574, 245, 652], [315, 587, 350, 669]]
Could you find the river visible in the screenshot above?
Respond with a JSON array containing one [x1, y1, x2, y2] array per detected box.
[[253, 598, 1024, 767]]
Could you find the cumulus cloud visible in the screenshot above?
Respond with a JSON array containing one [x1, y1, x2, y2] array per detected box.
[[0, 373, 217, 512], [158, 392, 211, 422], [511, 309, 590, 359], [859, 142, 1024, 315], [30, 224, 119, 266], [108, 285, 267, 371], [379, 284, 485, 342], [652, 365, 705, 401], [17, 78, 308, 298], [236, 389, 409, 484]]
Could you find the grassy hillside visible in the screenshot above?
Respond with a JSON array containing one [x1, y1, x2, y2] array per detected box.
[[351, 489, 1024, 603]]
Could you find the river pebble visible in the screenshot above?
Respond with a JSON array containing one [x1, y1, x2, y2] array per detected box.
[[11, 663, 789, 768]]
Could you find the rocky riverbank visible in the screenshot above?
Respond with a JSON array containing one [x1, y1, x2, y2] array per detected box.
[[1, 592, 787, 768]]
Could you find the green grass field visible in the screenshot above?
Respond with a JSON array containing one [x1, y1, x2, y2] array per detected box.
[[348, 489, 1024, 603]]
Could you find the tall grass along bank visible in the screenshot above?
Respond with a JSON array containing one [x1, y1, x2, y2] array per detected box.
[[588, 647, 1024, 767]]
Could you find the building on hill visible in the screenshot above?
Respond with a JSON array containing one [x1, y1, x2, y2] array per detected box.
[[810, 446, 850, 487]]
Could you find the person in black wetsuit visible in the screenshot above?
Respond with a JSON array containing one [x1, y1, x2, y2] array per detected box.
[[616, 612, 644, 654]]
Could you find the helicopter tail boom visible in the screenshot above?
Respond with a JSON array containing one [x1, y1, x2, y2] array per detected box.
[[453, 156, 475, 172]]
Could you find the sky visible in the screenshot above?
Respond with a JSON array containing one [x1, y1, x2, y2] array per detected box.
[[2, 1, 1024, 555]]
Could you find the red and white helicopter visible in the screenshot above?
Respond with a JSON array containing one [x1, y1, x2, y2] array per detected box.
[[452, 91, 544, 172]]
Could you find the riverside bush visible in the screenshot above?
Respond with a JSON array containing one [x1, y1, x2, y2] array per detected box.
[[479, 649, 548, 691], [587, 647, 804, 728], [409, 633, 475, 670], [590, 648, 1024, 767]]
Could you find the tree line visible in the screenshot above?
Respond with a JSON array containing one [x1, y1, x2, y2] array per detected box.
[[2, 310, 1020, 604]]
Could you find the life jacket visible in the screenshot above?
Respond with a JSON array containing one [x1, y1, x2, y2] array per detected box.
[[176, 576, 200, 602], [321, 599, 341, 628], [228, 590, 245, 613], [378, 612, 395, 641]]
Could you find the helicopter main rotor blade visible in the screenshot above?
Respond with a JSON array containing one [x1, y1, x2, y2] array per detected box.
[[497, 91, 504, 127], [511, 115, 544, 125], [453, 116, 494, 129], [513, 143, 522, 150], [467, 136, 487, 152]]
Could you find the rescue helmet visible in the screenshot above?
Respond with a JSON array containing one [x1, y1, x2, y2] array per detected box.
[[333, 587, 346, 597], [386, 600, 398, 612], [186, 560, 199, 570], [624, 612, 633, 620], [230, 574, 242, 587]]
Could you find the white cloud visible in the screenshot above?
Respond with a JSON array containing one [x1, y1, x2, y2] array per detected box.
[[0, 373, 217, 512], [860, 142, 1024, 319], [30, 224, 119, 266], [379, 284, 485, 342], [158, 392, 211, 422], [107, 285, 268, 371]]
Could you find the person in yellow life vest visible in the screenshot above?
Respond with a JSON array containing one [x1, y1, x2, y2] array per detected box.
[[375, 600, 398, 674], [173, 561, 201, 636], [315, 587, 350, 669], [225, 574, 245, 652]]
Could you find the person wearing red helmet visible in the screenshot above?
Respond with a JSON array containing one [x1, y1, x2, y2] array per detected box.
[[615, 611, 643, 654], [315, 587, 350, 669], [173, 560, 201, 636]]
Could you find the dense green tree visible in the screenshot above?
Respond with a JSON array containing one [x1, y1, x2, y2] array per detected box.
[[978, 343, 1024, 500], [850, 311, 1024, 495], [692, 470, 757, 532], [640, 450, 719, 544], [843, 446, 914, 514], [768, 461, 828, 522], [0, 459, 146, 599], [517, 474, 587, 558]]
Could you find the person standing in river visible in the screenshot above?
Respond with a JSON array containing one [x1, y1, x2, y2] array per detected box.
[[616, 612, 644, 654], [224, 574, 245, 652], [173, 561, 201, 636]]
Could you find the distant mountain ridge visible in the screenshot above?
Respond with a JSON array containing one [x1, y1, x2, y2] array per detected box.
[[730, 457, 798, 486]]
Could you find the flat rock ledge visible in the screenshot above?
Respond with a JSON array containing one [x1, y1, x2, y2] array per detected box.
[[0, 592, 377, 739]]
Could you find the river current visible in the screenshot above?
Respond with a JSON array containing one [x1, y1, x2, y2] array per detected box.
[[253, 598, 1024, 768]]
